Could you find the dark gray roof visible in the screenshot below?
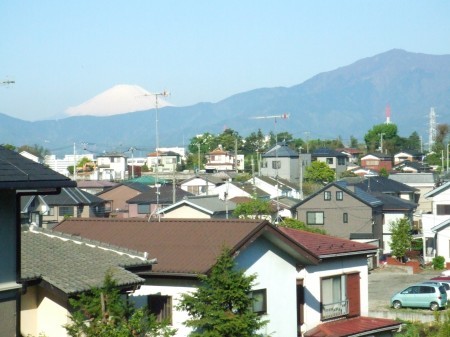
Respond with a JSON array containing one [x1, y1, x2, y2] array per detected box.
[[389, 172, 437, 185], [352, 176, 419, 194], [21, 228, 153, 295], [312, 148, 347, 158], [262, 143, 299, 158], [41, 187, 105, 206], [127, 185, 193, 204], [0, 146, 76, 189], [296, 181, 383, 208], [370, 192, 417, 211], [120, 181, 152, 193]]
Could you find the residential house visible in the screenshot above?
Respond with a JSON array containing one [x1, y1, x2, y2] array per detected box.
[[0, 145, 76, 336], [204, 145, 244, 172], [336, 147, 363, 164], [360, 153, 393, 172], [295, 181, 384, 251], [421, 181, 450, 262], [20, 226, 154, 337], [158, 195, 236, 219], [271, 196, 301, 219], [96, 181, 151, 218], [393, 150, 423, 165], [53, 218, 400, 337], [76, 180, 119, 195], [179, 175, 225, 196], [21, 187, 107, 229], [260, 142, 311, 183], [212, 181, 270, 201], [127, 185, 193, 218], [97, 152, 127, 180], [389, 172, 437, 214], [392, 160, 432, 173], [147, 150, 181, 173], [349, 176, 420, 203], [371, 192, 417, 254], [312, 148, 348, 178], [279, 227, 401, 337], [431, 218, 450, 265], [250, 175, 302, 199]]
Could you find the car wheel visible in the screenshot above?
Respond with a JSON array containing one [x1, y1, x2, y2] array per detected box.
[[393, 300, 402, 309], [430, 302, 439, 311]]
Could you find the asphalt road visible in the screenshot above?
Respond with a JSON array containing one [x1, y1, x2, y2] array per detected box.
[[368, 266, 443, 311]]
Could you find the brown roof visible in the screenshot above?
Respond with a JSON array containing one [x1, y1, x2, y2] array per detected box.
[[53, 218, 319, 275], [279, 227, 378, 258], [304, 316, 401, 337]]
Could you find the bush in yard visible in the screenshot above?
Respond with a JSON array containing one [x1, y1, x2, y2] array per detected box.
[[432, 256, 446, 270]]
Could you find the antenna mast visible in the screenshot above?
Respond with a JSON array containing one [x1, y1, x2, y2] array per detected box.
[[250, 113, 289, 224]]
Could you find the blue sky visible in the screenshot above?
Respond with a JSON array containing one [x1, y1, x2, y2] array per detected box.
[[1, 1, 449, 121]]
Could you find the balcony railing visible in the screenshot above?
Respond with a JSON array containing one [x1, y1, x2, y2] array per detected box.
[[322, 300, 348, 320]]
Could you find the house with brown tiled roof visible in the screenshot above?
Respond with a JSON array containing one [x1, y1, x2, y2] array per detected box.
[[204, 145, 244, 172], [53, 217, 400, 337]]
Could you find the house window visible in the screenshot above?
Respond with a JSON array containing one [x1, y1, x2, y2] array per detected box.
[[365, 160, 379, 166], [58, 206, 74, 217], [326, 158, 333, 165], [137, 204, 150, 214], [437, 205, 450, 215], [148, 295, 172, 323], [249, 289, 267, 315], [336, 191, 343, 201], [324, 191, 331, 201], [307, 211, 324, 225], [321, 275, 348, 320], [343, 213, 348, 223], [48, 207, 55, 216], [272, 161, 281, 169], [337, 157, 346, 165]]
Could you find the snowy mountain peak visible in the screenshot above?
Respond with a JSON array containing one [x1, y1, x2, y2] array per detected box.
[[65, 84, 172, 117]]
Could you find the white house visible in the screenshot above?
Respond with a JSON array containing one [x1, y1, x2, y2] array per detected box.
[[96, 152, 127, 180], [421, 181, 450, 262], [204, 145, 244, 172], [179, 175, 225, 196], [53, 218, 401, 337]]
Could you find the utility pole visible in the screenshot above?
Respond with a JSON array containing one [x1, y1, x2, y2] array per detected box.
[[234, 138, 238, 173], [379, 133, 386, 153], [298, 147, 304, 200], [250, 113, 289, 224], [196, 143, 201, 173]]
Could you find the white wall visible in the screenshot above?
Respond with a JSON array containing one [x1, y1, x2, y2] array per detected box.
[[297, 256, 369, 333], [383, 213, 408, 254]]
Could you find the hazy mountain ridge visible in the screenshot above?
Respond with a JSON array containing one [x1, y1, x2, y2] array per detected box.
[[1, 49, 449, 156]]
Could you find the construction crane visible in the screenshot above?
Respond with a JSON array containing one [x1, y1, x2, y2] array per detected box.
[[250, 113, 290, 225]]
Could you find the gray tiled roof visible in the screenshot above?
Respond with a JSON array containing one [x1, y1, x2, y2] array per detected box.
[[262, 143, 299, 158], [159, 195, 236, 215], [312, 148, 347, 158], [40, 187, 105, 206], [0, 146, 76, 189], [127, 185, 193, 204], [21, 228, 153, 294], [352, 176, 418, 194], [389, 172, 437, 185]]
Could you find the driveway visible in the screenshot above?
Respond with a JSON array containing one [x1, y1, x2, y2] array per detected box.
[[368, 265, 442, 311]]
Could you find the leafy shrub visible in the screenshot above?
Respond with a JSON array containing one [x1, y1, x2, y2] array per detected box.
[[432, 255, 446, 270]]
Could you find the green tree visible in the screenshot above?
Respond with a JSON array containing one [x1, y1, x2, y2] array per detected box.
[[214, 128, 243, 152], [379, 167, 389, 177], [233, 199, 273, 219], [278, 218, 326, 234], [390, 217, 412, 261], [243, 129, 267, 154], [304, 161, 335, 183], [65, 272, 175, 337], [1, 143, 16, 151], [178, 248, 267, 337], [364, 123, 399, 153], [18, 144, 50, 159]]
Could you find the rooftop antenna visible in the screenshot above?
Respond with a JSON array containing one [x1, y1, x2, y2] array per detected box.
[[141, 90, 170, 221], [250, 113, 289, 224]]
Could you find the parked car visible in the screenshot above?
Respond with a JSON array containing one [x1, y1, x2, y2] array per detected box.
[[391, 283, 447, 311], [424, 279, 450, 297]]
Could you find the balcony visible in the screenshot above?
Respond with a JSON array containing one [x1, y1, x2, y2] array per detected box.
[[322, 300, 348, 320]]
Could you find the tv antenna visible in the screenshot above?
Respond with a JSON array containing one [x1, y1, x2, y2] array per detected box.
[[250, 113, 290, 224]]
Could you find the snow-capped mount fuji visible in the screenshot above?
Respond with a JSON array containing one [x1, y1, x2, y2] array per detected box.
[[65, 84, 172, 117]]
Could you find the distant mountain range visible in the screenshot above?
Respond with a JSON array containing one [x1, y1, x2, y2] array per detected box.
[[1, 49, 449, 157]]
